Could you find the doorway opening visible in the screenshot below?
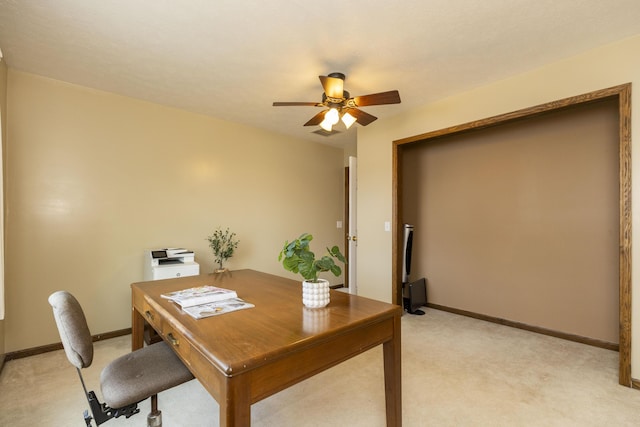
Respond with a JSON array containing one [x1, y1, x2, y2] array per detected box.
[[392, 84, 632, 386]]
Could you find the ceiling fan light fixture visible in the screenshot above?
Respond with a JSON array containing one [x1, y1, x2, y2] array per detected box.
[[320, 108, 340, 131], [341, 111, 357, 129], [326, 108, 340, 125], [319, 119, 333, 132]]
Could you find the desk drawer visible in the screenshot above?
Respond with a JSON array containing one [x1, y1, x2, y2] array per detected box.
[[141, 298, 163, 333], [162, 323, 191, 365]]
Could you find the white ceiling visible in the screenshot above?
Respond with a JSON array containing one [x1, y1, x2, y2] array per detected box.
[[1, 1, 640, 147]]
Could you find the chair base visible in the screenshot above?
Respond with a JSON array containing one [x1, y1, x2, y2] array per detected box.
[[83, 390, 140, 426]]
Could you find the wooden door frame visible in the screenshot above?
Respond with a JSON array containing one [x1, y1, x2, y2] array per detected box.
[[391, 83, 632, 386], [344, 166, 350, 290]]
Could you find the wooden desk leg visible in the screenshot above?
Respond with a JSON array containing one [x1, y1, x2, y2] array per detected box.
[[131, 305, 145, 351], [383, 314, 402, 426], [219, 377, 251, 426]]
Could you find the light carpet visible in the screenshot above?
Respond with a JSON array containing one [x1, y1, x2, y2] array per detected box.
[[1, 308, 639, 426]]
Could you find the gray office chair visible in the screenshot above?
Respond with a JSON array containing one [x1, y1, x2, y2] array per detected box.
[[49, 291, 194, 427]]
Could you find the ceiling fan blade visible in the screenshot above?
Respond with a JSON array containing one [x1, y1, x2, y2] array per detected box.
[[353, 90, 401, 107], [273, 102, 321, 106], [319, 75, 344, 99], [304, 110, 328, 126], [348, 108, 378, 126]]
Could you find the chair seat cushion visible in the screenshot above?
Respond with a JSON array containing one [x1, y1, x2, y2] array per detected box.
[[100, 341, 194, 408]]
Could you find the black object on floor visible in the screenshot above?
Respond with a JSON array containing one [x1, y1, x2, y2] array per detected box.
[[403, 277, 427, 315]]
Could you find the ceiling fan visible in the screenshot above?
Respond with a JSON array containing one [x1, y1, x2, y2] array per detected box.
[[273, 72, 401, 133]]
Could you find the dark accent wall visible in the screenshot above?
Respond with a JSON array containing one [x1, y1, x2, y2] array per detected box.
[[401, 99, 619, 343]]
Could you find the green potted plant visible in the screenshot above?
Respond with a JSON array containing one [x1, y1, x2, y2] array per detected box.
[[206, 227, 239, 273], [278, 233, 346, 308]]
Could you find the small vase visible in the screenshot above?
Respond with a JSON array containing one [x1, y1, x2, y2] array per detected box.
[[302, 279, 330, 308]]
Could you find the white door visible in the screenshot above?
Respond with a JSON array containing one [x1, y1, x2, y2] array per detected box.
[[347, 156, 357, 294]]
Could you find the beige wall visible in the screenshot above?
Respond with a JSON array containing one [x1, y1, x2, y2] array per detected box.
[[357, 34, 640, 376], [0, 59, 6, 358], [4, 70, 344, 352], [343, 139, 357, 166]]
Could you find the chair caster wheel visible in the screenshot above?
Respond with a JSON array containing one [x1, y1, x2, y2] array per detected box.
[[147, 410, 162, 427]]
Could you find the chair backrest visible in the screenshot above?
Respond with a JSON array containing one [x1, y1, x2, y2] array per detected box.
[[48, 291, 94, 369]]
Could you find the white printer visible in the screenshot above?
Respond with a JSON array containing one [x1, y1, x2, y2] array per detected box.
[[144, 248, 200, 281]]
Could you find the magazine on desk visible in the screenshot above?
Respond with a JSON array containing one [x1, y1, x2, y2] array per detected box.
[[161, 285, 238, 308], [182, 297, 255, 319]]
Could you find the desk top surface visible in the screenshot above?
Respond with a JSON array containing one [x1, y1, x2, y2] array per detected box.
[[132, 269, 401, 375]]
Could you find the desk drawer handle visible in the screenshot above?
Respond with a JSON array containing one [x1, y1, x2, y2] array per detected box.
[[167, 332, 179, 347], [145, 310, 154, 321]]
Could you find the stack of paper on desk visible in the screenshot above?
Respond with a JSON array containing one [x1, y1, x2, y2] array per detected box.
[[161, 285, 253, 319], [181, 298, 255, 319], [161, 285, 238, 307]]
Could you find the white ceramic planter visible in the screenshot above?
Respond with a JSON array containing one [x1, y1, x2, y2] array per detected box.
[[302, 279, 330, 308]]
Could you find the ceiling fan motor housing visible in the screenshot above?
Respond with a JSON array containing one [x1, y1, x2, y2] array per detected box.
[[322, 91, 350, 108], [327, 72, 346, 80]]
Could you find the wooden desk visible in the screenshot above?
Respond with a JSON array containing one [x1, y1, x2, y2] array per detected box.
[[131, 269, 402, 426]]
